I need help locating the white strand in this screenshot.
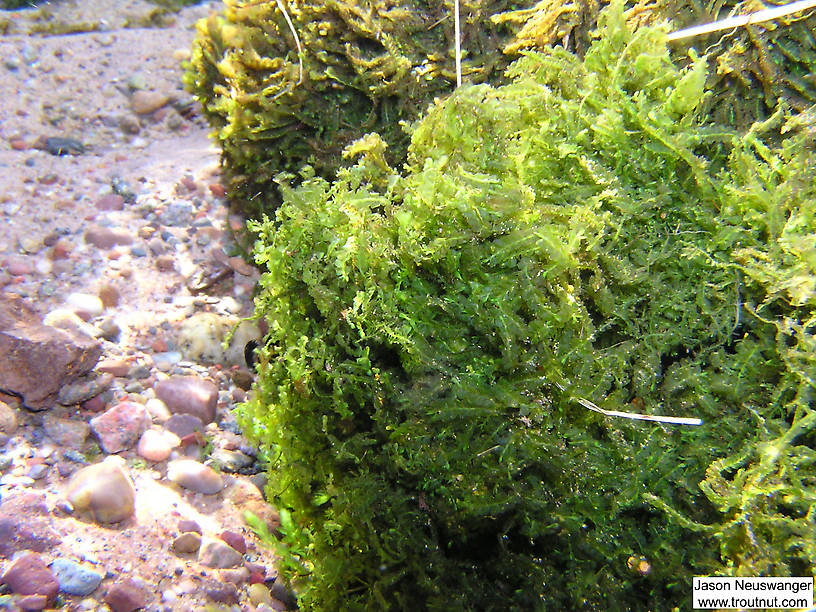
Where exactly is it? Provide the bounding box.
[276,0,303,86]
[575,397,703,426]
[667,0,816,41]
[454,0,462,87]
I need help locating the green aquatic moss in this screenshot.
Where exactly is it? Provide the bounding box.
[239,3,816,609]
[496,0,816,128]
[184,0,531,219]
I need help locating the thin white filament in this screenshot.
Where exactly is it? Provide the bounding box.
[667,0,816,41]
[576,397,703,426]
[454,0,462,87]
[276,0,304,86]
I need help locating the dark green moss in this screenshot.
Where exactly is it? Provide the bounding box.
[239,4,816,609]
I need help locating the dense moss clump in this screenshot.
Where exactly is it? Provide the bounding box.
[239,3,816,609]
[184,0,528,219]
[497,0,816,127]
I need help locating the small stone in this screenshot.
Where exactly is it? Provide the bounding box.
[208,183,226,198]
[167,459,223,495]
[131,91,169,115]
[98,284,120,308]
[248,583,272,607]
[43,415,90,447]
[198,537,243,569]
[136,428,180,462]
[163,413,204,438]
[0,401,17,434]
[219,530,246,554]
[15,594,49,611]
[27,463,49,479]
[105,578,147,612]
[41,136,85,156]
[203,580,239,605]
[90,401,151,453]
[96,194,125,211]
[96,359,130,377]
[43,309,98,340]
[211,449,253,473]
[58,372,113,405]
[64,456,135,524]
[0,493,62,557]
[155,255,175,271]
[50,558,103,596]
[1,553,59,605]
[171,531,201,554]
[84,226,133,249]
[119,114,140,135]
[65,292,105,320]
[144,397,171,422]
[218,567,249,585]
[154,376,218,423]
[178,518,201,534]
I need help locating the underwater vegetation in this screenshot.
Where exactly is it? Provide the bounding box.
[184,0,526,220]
[186,0,816,221]
[237,1,816,609]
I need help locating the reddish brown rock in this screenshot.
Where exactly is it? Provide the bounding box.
[84,225,133,249]
[96,359,130,377]
[1,553,59,605]
[96,194,125,211]
[203,579,239,604]
[219,530,246,555]
[90,401,151,453]
[154,376,218,423]
[98,284,120,308]
[0,492,62,557]
[15,594,49,611]
[0,296,102,409]
[208,182,226,198]
[105,578,147,612]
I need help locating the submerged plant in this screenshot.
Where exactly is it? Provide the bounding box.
[239,2,816,608]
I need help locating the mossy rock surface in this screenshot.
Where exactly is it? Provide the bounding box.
[239,4,816,609]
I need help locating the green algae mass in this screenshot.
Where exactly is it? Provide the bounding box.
[239,4,816,609]
[184,0,524,219]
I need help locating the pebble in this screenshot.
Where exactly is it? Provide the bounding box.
[0,401,17,434]
[198,537,243,569]
[153,351,182,372]
[154,375,218,423]
[50,558,103,596]
[62,449,88,464]
[163,413,204,439]
[58,372,113,405]
[219,566,250,584]
[27,464,49,480]
[96,193,125,211]
[159,200,193,226]
[136,428,180,462]
[90,401,152,453]
[211,448,253,473]
[131,90,169,115]
[98,284,120,308]
[42,309,99,339]
[84,225,133,249]
[167,459,223,494]
[0,553,59,605]
[65,292,105,320]
[248,583,272,607]
[171,531,201,554]
[144,397,171,422]
[218,530,246,554]
[178,518,201,534]
[42,136,85,156]
[96,359,131,377]
[43,415,91,447]
[203,580,239,604]
[105,578,147,612]
[64,456,135,524]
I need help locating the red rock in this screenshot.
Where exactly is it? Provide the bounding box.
[105,578,147,612]
[10,138,27,151]
[16,594,49,611]
[0,296,102,409]
[96,359,130,377]
[154,376,218,423]
[6,256,33,276]
[81,394,108,413]
[50,239,73,260]
[178,518,202,534]
[0,492,62,557]
[151,337,168,352]
[1,553,58,605]
[208,182,226,198]
[249,571,265,585]
[219,530,246,554]
[227,256,254,276]
[84,225,133,249]
[89,401,152,453]
[180,175,197,192]
[96,194,125,211]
